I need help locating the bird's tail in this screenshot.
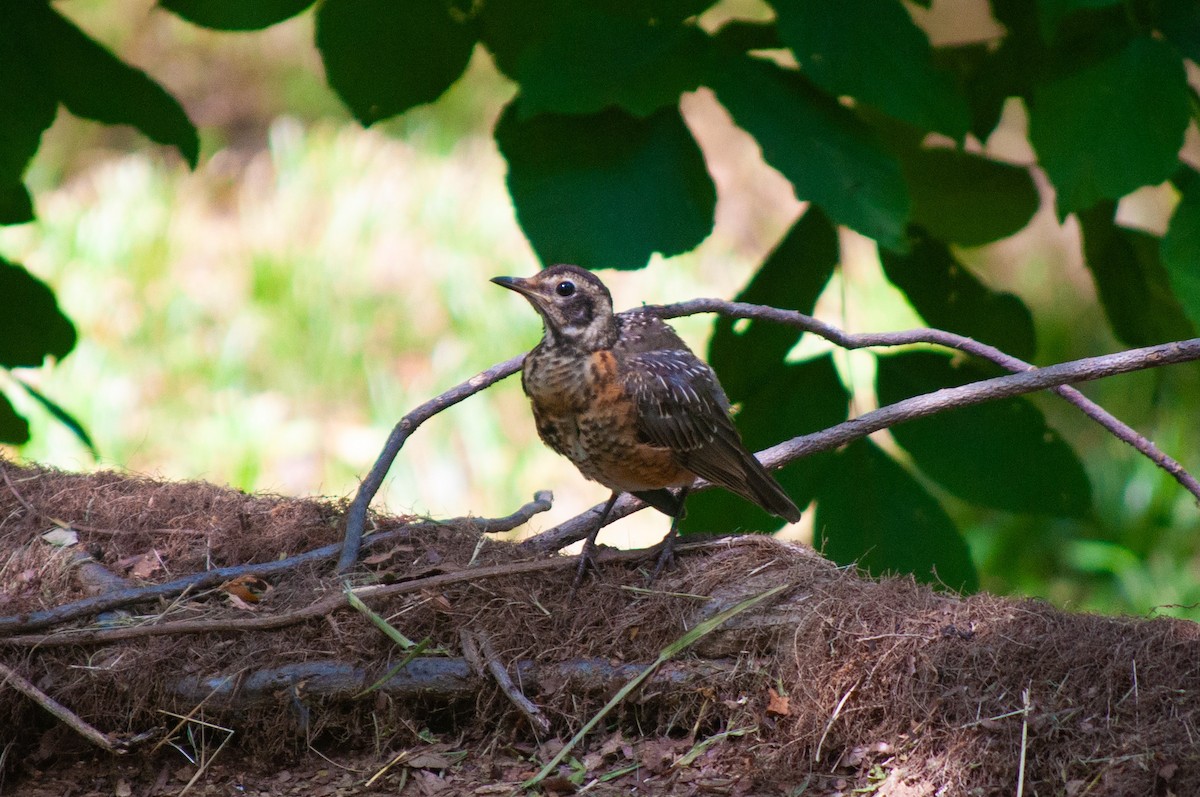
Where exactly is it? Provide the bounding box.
[741,456,802,523]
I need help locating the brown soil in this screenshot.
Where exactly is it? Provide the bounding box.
[1,460,1198,796]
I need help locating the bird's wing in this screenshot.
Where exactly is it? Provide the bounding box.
[620,348,802,523]
[620,350,754,481]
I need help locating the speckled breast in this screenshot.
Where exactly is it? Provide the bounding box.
[522,346,693,492]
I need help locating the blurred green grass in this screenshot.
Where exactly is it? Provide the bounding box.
[2,2,1199,620]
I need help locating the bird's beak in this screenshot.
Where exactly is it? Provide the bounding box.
[491,275,537,299]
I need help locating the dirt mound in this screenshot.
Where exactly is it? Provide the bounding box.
[1,459,1198,795]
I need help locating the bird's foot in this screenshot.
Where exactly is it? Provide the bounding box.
[568,536,599,600]
[648,527,678,582]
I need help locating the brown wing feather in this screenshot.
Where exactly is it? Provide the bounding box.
[620,349,802,523]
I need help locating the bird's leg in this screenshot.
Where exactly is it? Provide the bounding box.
[650,487,690,581]
[570,491,621,596]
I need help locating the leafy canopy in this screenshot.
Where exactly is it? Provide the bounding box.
[1,0,1197,591]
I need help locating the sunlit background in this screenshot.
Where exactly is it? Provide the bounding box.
[3,0,1199,619]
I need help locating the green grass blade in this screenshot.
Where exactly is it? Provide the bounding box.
[344,583,416,649]
[525,583,787,788]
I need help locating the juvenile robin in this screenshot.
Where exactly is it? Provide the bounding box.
[492,264,801,584]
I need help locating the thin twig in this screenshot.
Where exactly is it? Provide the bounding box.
[523,337,1200,552]
[464,629,551,735]
[0,661,121,752]
[0,464,37,517]
[336,354,524,573]
[0,492,554,636]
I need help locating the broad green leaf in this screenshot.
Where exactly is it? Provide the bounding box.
[159,0,315,30]
[0,183,35,226]
[0,16,57,187]
[708,53,909,249]
[13,377,98,459]
[1037,0,1122,41]
[1162,172,1200,329]
[589,0,716,20]
[960,0,1044,139]
[682,355,848,535]
[1079,203,1194,346]
[816,439,977,592]
[712,20,782,52]
[506,6,708,118]
[0,258,76,368]
[708,207,839,399]
[496,104,715,269]
[317,0,477,125]
[0,392,30,446]
[770,0,969,139]
[1029,37,1189,218]
[898,149,1039,247]
[9,2,198,168]
[876,352,1092,518]
[880,228,1037,360]
[1156,0,1200,61]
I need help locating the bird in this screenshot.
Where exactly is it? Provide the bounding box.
[492,264,802,585]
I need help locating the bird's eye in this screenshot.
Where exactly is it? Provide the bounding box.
[556,281,576,297]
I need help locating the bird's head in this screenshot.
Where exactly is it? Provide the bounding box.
[491,264,617,350]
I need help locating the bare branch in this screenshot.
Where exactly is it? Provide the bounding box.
[339,297,1200,564]
[336,354,524,573]
[0,543,672,647]
[523,338,1200,552]
[0,661,122,752]
[0,492,553,636]
[463,630,551,735]
[649,299,1200,502]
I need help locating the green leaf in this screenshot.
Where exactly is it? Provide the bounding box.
[876,351,1092,518]
[708,53,909,249]
[0,257,76,368]
[317,0,478,125]
[1079,202,1194,346]
[13,376,98,459]
[496,104,715,269]
[816,439,977,592]
[1029,37,1190,218]
[0,14,57,186]
[682,355,848,535]
[0,183,35,226]
[880,228,1037,360]
[1156,0,1200,61]
[1162,172,1200,329]
[159,0,315,31]
[898,148,1039,247]
[957,0,1045,140]
[8,2,198,168]
[502,5,708,118]
[0,391,31,446]
[708,208,839,398]
[1037,0,1122,41]
[770,0,969,138]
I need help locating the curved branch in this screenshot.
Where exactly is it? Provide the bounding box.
[338,298,1200,565]
[336,354,524,573]
[649,299,1200,502]
[522,338,1200,553]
